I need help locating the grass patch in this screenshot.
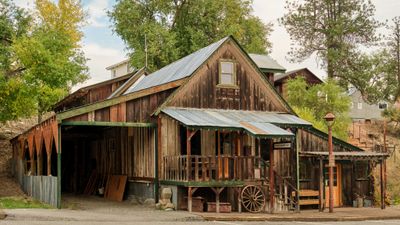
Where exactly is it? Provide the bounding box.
[0,196,52,209]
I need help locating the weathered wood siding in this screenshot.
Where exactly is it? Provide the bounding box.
[126,89,174,123]
[167,40,289,112]
[159,115,181,179]
[64,89,175,123]
[299,129,353,152]
[22,176,58,207]
[90,127,155,179]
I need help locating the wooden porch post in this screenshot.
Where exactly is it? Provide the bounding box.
[217,130,221,180]
[269,140,274,213]
[188,186,192,212]
[319,157,324,212]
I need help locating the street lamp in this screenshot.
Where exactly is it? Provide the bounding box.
[324,112,335,213]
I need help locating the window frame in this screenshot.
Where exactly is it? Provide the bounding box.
[217,59,238,88]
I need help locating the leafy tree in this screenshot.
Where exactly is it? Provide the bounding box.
[0,0,88,123]
[108,0,272,70]
[286,77,351,140]
[280,0,381,82]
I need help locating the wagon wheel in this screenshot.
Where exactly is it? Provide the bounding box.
[240,185,266,213]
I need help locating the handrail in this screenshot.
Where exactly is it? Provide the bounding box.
[163,155,263,182]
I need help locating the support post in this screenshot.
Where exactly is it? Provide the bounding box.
[269,140,274,213]
[319,157,324,212]
[296,131,301,212]
[188,186,192,212]
[217,130,221,180]
[328,124,334,213]
[237,187,242,213]
[57,124,62,209]
[186,129,197,181]
[47,152,51,176]
[154,125,159,203]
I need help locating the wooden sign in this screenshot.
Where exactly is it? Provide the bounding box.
[273,142,292,149]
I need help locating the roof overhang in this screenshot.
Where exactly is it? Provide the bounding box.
[161,107,312,138]
[300,151,389,161]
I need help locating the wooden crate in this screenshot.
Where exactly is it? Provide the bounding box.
[184,197,205,212]
[207,202,231,213]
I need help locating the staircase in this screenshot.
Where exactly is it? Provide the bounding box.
[259,159,299,212]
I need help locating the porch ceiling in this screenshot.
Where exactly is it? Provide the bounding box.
[161,107,311,137]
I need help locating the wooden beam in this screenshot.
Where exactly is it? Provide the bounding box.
[57,78,186,122]
[319,158,324,212]
[61,121,156,127]
[380,160,385,209]
[269,140,274,213]
[57,125,62,209]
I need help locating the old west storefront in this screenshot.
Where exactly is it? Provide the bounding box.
[11,36,388,212]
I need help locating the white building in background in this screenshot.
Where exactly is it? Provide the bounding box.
[106,59,135,78]
[348,87,388,121]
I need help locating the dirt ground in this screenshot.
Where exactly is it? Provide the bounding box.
[0,176,25,198]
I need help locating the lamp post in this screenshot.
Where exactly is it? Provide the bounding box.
[324,112,335,213]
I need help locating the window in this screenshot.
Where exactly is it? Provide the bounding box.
[350,102,354,109]
[357,102,362,109]
[379,103,387,109]
[219,60,236,86]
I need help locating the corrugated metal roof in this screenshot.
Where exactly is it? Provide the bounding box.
[248,53,286,72]
[300,151,389,159]
[124,37,229,95]
[240,121,293,137]
[161,107,311,136]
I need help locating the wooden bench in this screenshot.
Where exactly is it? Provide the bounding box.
[293,189,320,206]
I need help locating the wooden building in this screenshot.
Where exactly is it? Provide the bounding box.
[274,68,323,99]
[11,36,388,212]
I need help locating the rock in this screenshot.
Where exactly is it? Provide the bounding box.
[165,202,175,210]
[143,198,155,207]
[161,188,172,200]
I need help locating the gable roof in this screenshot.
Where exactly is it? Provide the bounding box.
[248,53,286,73]
[53,72,135,111]
[124,37,229,94]
[274,68,323,83]
[57,36,294,121]
[108,67,148,99]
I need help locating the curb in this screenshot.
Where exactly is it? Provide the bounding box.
[201,215,400,222]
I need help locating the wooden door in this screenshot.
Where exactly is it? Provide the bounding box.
[324,164,342,207]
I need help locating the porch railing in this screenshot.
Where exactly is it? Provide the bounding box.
[163,155,268,182]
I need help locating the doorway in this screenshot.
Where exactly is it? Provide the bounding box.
[324,164,342,207]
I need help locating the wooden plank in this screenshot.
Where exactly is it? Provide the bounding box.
[104,175,127,202]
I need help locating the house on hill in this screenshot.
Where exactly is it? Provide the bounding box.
[348,87,388,121]
[274,68,323,98]
[10,36,388,213]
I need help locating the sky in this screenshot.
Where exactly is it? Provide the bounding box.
[14,0,400,90]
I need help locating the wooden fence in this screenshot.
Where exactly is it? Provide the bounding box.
[22,176,58,208]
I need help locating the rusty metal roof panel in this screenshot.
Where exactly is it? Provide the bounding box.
[240,122,293,137]
[124,37,229,95]
[161,107,311,136]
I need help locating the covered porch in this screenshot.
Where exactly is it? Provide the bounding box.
[158,107,312,213]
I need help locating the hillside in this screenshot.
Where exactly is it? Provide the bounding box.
[348,121,400,204]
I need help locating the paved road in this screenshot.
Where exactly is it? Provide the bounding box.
[2,210,400,225]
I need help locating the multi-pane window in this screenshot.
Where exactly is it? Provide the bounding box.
[219,61,236,86]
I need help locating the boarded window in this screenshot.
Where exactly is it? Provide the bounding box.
[219,61,236,86]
